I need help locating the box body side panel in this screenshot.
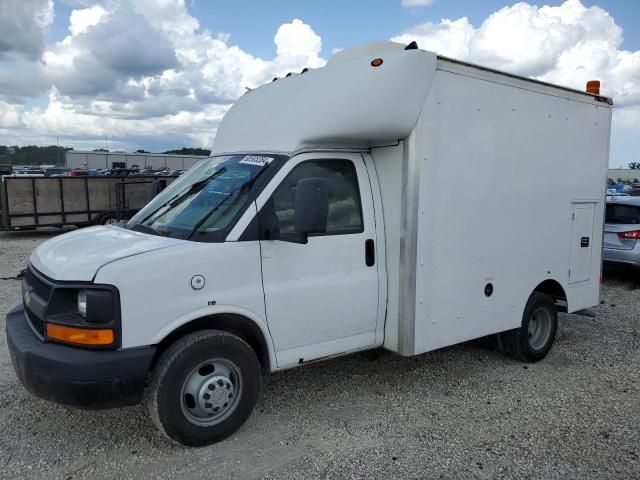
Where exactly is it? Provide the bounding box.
[409,69,610,355]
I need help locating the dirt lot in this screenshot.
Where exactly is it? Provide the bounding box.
[0,230,638,479]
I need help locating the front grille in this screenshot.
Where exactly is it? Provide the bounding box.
[24,266,53,301]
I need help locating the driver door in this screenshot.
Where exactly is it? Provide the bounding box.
[256,153,380,368]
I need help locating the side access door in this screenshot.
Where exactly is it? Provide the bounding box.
[257,153,380,368]
[569,202,596,283]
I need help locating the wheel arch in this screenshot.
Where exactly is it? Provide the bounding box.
[532,279,568,312]
[152,313,274,373]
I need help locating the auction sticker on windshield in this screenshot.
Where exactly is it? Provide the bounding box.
[239,155,274,166]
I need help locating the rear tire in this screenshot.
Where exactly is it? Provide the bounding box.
[500,293,557,362]
[96,212,120,225]
[145,330,261,446]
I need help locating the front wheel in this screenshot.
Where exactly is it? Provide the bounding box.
[500,292,558,363]
[145,330,261,446]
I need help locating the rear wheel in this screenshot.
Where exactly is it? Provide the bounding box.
[500,292,558,362]
[96,212,120,225]
[145,330,261,446]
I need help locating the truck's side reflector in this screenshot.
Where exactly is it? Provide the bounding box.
[617,230,640,239]
[586,80,600,95]
[46,324,115,346]
[371,58,383,67]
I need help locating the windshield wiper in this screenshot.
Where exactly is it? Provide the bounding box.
[129,223,168,237]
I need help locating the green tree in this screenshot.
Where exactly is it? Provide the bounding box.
[0,145,72,166]
[162,147,210,156]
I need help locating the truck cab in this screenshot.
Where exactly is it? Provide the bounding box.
[7,149,386,446]
[6,41,611,446]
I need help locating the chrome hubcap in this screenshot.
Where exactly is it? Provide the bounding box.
[528,307,552,350]
[180,359,242,426]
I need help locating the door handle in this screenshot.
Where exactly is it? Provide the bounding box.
[365,239,375,267]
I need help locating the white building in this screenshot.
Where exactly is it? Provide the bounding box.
[65,150,207,170]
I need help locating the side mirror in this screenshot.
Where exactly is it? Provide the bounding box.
[294,177,329,235]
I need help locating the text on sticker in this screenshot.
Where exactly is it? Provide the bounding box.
[239,155,274,166]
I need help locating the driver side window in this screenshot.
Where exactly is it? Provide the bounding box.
[270,160,364,235]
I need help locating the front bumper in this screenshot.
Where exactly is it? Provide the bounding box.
[6,304,155,409]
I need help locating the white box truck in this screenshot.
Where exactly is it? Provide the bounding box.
[6,41,612,446]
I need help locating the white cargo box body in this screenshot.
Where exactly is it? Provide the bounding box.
[212,42,612,357]
[375,58,611,355]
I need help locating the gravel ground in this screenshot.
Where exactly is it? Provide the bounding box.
[0,230,639,480]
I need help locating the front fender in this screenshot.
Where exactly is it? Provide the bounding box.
[151,304,277,371]
[94,240,268,355]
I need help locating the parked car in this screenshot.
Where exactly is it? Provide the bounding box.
[607,192,629,199]
[11,167,45,177]
[106,168,137,176]
[70,168,89,177]
[45,167,71,177]
[603,197,640,271]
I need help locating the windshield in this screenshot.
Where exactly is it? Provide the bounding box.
[126,154,285,240]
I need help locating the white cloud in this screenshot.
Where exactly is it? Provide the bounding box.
[0,0,54,60]
[0,1,326,150]
[69,5,107,35]
[401,0,435,7]
[393,17,474,60]
[392,0,640,106]
[274,18,322,58]
[35,0,55,28]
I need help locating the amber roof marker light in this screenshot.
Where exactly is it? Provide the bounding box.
[371,58,383,67]
[586,80,601,95]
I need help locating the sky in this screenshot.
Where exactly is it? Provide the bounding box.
[0,0,638,167]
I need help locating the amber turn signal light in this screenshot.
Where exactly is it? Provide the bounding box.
[46,323,115,346]
[371,58,383,67]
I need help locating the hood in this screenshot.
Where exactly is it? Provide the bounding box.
[30,226,187,281]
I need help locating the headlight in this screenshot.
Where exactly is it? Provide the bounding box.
[75,289,114,323]
[77,290,87,317]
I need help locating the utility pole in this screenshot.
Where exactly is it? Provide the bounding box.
[56,136,60,166]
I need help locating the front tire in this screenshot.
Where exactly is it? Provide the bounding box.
[145,330,261,446]
[500,293,558,363]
